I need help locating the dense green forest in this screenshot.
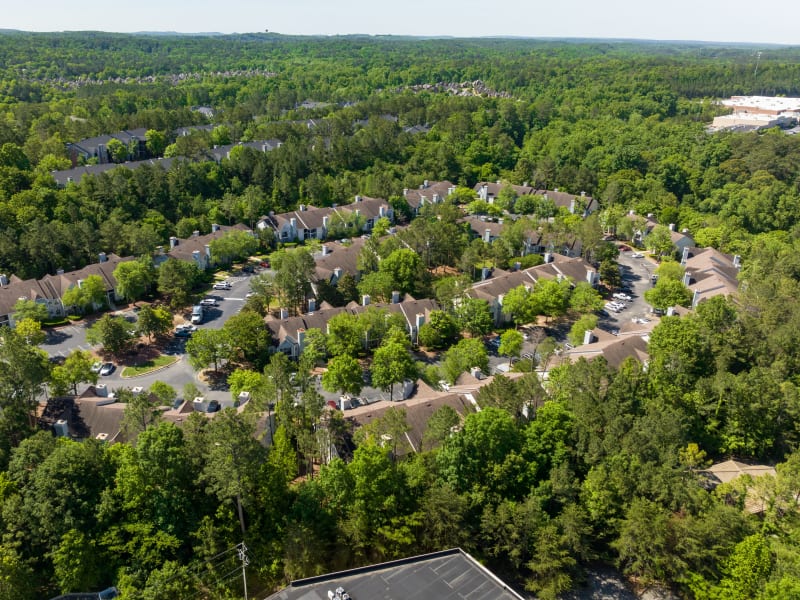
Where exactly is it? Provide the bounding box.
[3,32,800,599]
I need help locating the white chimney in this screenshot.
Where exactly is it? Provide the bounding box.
[514,262,522,271]
[403,188,409,196]
[212,223,220,232]
[237,391,251,406]
[333,267,342,280]
[0,274,7,287]
[692,289,701,308]
[391,290,400,304]
[308,298,316,312]
[192,397,208,412]
[57,268,65,275]
[379,205,386,217]
[204,244,211,258]
[481,267,490,280]
[415,313,425,330]
[669,223,675,231]
[299,204,306,211]
[470,366,484,380]
[484,229,492,243]
[290,217,297,231]
[583,330,595,345]
[733,255,741,269]
[681,247,690,264]
[544,252,552,263]
[95,384,108,397]
[297,328,306,352]
[98,252,107,263]
[279,308,289,319]
[192,230,200,237]
[169,236,178,248]
[683,272,692,286]
[423,180,429,188]
[322,245,329,256]
[54,419,69,437]
[354,195,361,202]
[667,307,676,316]
[362,294,370,306]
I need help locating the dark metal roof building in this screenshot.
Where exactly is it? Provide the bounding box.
[265,548,525,600]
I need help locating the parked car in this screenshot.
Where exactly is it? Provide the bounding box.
[90,361,103,373]
[199,298,218,307]
[99,362,115,376]
[259,260,270,268]
[175,324,197,337]
[613,293,632,301]
[212,281,232,290]
[631,252,644,258]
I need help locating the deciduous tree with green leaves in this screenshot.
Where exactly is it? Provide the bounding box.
[185,328,232,372]
[455,297,494,336]
[645,277,692,311]
[498,329,524,364]
[136,305,173,341]
[156,258,200,309]
[86,314,135,355]
[113,257,155,305]
[50,350,98,396]
[442,338,489,384]
[322,354,363,398]
[12,299,47,324]
[371,331,417,402]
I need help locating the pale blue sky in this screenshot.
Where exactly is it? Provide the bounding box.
[6,0,799,45]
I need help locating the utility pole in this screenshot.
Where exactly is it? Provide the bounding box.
[238,542,250,600]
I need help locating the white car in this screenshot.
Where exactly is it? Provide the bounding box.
[90,361,103,373]
[199,298,218,306]
[631,252,644,258]
[212,281,232,290]
[613,293,632,301]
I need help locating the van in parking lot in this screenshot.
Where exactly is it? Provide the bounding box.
[191,305,204,324]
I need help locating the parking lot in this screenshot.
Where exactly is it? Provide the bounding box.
[599,249,658,332]
[39,271,260,408]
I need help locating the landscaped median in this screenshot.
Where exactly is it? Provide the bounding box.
[120,354,180,378]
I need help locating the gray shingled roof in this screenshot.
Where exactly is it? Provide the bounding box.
[265,548,525,600]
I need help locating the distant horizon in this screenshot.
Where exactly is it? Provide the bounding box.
[5,0,799,46]
[0,28,795,49]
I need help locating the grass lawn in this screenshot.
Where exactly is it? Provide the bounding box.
[121,354,179,378]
